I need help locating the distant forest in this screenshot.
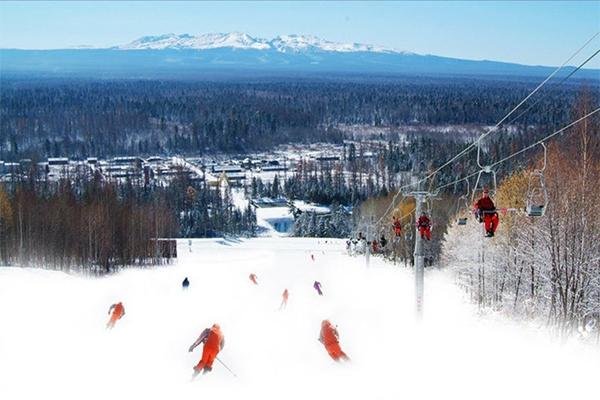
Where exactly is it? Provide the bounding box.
[1,76,593,161]
[0,167,256,272]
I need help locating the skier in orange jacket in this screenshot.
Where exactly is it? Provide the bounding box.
[319,320,349,362]
[106,302,125,329]
[279,289,289,310]
[249,273,258,285]
[189,323,225,376]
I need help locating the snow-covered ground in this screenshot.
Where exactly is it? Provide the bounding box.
[1,237,599,400]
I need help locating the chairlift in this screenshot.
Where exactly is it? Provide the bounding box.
[472,138,498,204]
[472,138,501,237]
[473,140,498,202]
[405,214,415,241]
[525,143,548,217]
[455,178,470,226]
[392,215,403,237]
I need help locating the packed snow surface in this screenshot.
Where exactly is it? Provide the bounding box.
[1,238,598,400]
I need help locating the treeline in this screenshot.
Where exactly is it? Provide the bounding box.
[0,167,257,273]
[249,158,387,206]
[172,174,257,238]
[292,206,353,238]
[0,172,178,273]
[1,77,588,160]
[443,93,600,337]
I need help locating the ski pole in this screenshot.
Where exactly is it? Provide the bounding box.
[216,357,237,378]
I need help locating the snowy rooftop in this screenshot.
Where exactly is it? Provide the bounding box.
[255,206,293,221]
[292,200,331,214]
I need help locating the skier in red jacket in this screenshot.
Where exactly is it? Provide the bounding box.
[474,187,499,237]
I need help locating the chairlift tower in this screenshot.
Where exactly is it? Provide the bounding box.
[409,190,435,320]
[365,216,373,268]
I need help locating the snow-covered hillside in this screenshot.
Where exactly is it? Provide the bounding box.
[1,238,599,400]
[116,32,396,53]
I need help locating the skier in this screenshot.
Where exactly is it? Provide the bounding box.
[417,212,432,241]
[106,302,125,329]
[311,254,315,262]
[249,273,258,285]
[189,323,225,377]
[280,289,289,310]
[473,187,499,237]
[182,277,190,289]
[319,320,349,362]
[392,216,403,237]
[313,280,323,296]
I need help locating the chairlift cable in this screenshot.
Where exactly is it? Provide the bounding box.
[504,46,600,127]
[372,32,599,229]
[432,107,600,193]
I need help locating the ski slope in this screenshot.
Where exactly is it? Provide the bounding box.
[1,237,598,400]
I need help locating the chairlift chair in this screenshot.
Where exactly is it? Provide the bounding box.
[455,178,470,225]
[473,140,500,236]
[473,141,498,201]
[525,143,549,217]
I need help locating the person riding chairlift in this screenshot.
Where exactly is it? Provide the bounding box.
[371,239,379,253]
[474,187,499,237]
[392,217,403,237]
[417,212,432,241]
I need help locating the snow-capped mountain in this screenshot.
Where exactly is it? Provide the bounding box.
[3,33,596,79]
[118,32,271,51]
[116,32,396,53]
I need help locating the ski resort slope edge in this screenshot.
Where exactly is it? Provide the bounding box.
[0,237,598,400]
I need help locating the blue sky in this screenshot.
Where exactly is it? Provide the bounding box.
[1,1,599,67]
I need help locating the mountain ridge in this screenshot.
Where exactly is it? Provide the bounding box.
[2,32,598,80]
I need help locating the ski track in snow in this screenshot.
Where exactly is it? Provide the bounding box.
[1,237,598,400]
